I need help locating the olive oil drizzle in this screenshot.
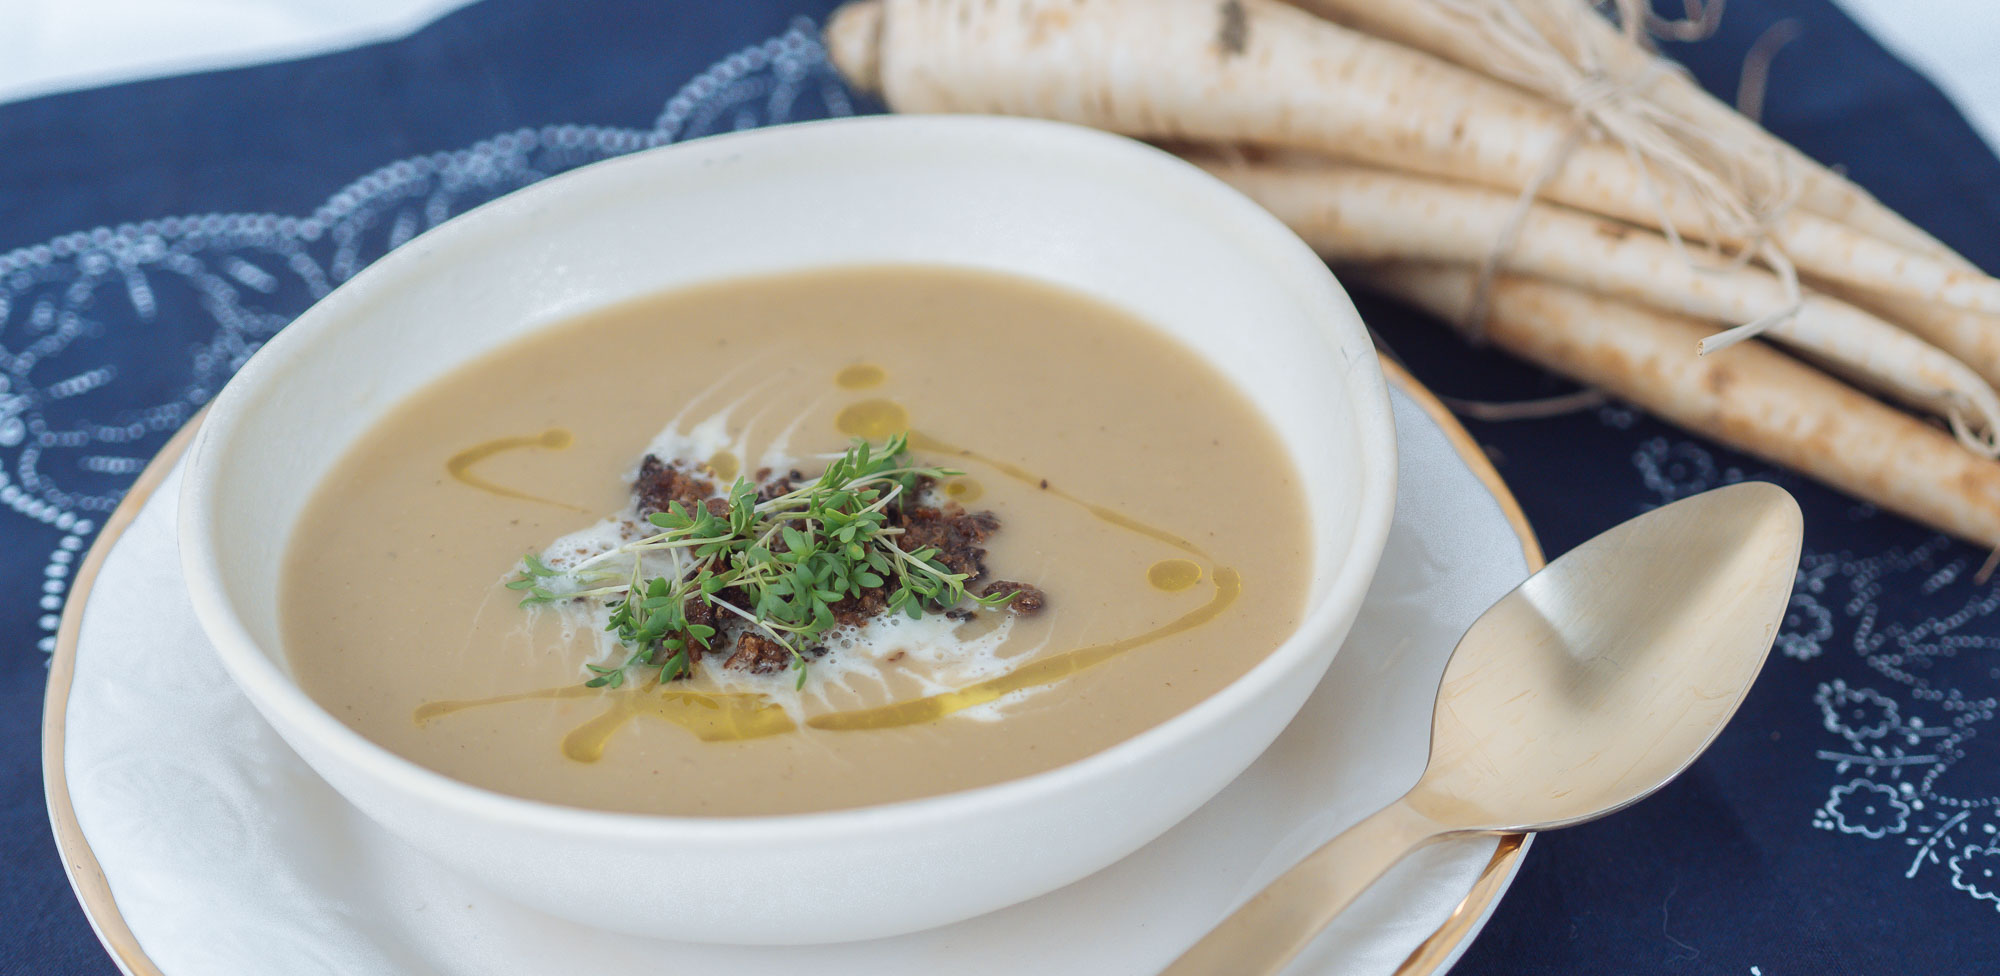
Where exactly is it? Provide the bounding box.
[444,428,589,512]
[809,568,1239,732]
[420,393,1241,755]
[416,684,795,754]
[562,691,795,757]
[835,398,1209,559]
[415,569,1235,752]
[413,682,600,722]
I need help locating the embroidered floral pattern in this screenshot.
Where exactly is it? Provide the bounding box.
[1819,682,1901,740]
[1779,592,1834,661]
[1951,846,2000,908]
[1823,779,1912,838]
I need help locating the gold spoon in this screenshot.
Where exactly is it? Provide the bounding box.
[1164,481,1802,975]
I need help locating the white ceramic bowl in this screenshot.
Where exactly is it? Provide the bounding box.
[178,115,1397,945]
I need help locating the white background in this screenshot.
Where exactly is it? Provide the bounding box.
[0,0,477,104]
[0,0,1993,152]
[1833,0,2000,149]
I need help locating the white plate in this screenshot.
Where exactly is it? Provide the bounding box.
[50,368,1533,976]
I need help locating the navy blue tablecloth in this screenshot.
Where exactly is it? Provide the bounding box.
[8,1,1999,972]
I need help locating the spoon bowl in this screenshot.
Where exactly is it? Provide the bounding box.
[1416,480,1801,831]
[1165,481,1803,974]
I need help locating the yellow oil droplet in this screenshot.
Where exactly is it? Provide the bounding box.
[835,363,887,389]
[942,478,983,503]
[708,450,740,482]
[537,428,572,449]
[835,398,910,440]
[1149,559,1204,592]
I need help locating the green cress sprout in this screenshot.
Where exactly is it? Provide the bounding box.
[507,434,1016,690]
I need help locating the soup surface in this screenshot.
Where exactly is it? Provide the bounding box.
[281,266,1312,815]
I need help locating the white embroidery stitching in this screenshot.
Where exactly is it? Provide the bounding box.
[2,17,850,655]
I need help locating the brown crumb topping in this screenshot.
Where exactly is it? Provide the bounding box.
[634,455,714,516]
[755,468,806,503]
[980,580,1046,615]
[632,455,1045,675]
[891,503,1000,583]
[724,632,793,674]
[681,596,719,664]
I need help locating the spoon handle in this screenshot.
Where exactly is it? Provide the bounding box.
[1160,795,1446,976]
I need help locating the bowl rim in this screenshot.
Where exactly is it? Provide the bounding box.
[177,113,1398,840]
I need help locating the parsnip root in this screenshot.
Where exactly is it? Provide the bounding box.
[826,0,2000,313]
[1361,265,2000,548]
[1282,0,1962,262]
[1814,286,2000,392]
[1197,158,2000,450]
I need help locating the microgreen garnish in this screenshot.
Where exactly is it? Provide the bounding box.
[510,433,1016,690]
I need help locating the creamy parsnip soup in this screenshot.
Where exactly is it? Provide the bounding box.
[280,266,1311,815]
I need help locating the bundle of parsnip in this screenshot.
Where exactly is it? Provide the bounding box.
[824,0,2000,550]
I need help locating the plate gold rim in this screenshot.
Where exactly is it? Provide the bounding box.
[42,411,203,976]
[39,361,1540,976]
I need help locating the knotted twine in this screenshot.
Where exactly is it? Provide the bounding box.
[1426,0,1806,355]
